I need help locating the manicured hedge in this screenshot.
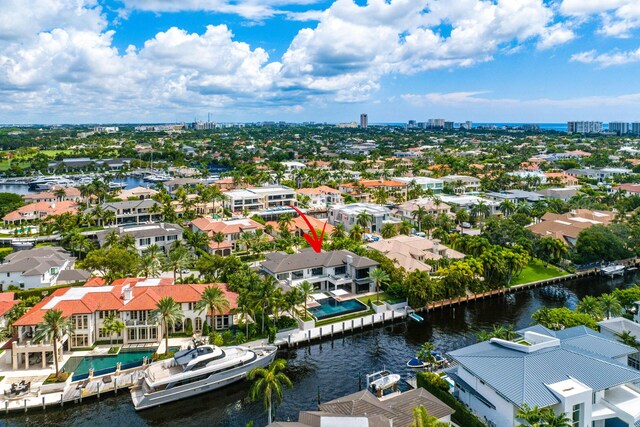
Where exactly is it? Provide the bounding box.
[416,371,485,427]
[0,247,12,261]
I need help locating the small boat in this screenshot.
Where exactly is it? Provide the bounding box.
[600,264,625,277]
[406,357,428,368]
[366,370,401,397]
[409,312,424,322]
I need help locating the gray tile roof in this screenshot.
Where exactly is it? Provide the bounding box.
[101,199,159,210]
[261,248,378,274]
[448,326,640,408]
[0,247,74,276]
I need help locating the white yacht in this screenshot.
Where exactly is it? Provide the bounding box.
[130,344,278,411]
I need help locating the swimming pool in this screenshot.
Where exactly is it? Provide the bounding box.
[64,348,160,381]
[308,297,368,320]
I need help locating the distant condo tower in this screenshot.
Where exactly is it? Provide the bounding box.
[360,113,368,129]
[567,121,603,134]
[609,122,629,135]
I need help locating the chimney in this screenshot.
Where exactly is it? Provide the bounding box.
[432,242,439,254]
[123,286,133,303]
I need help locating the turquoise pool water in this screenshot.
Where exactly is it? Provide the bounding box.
[308,297,368,320]
[64,348,156,380]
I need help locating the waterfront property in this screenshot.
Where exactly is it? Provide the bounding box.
[367,235,464,272]
[598,300,640,370]
[528,209,615,246]
[268,384,454,427]
[10,278,238,369]
[95,223,183,254]
[307,295,368,320]
[261,248,379,294]
[63,347,158,380]
[447,325,640,427]
[0,247,82,290]
[22,186,83,203]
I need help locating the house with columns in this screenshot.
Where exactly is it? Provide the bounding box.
[10,277,238,370]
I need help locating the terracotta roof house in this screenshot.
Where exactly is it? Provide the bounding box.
[367,235,464,272]
[3,200,79,225]
[265,215,334,239]
[22,187,83,204]
[527,209,615,246]
[11,278,238,369]
[339,179,408,202]
[191,217,266,255]
[0,292,19,328]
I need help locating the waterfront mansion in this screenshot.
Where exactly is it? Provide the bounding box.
[447,325,640,427]
[11,277,238,370]
[261,248,378,294]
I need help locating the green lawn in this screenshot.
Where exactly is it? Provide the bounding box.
[357,292,405,306]
[314,309,374,327]
[510,259,568,286]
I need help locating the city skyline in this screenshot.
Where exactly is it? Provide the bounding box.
[1,0,640,124]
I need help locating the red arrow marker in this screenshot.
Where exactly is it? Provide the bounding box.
[289,205,326,253]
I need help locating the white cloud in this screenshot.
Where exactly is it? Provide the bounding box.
[570,47,640,67]
[560,0,640,38]
[119,0,320,20]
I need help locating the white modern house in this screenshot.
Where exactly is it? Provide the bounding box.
[0,247,77,290]
[100,199,162,224]
[223,185,296,213]
[95,223,184,253]
[447,325,640,427]
[392,176,444,194]
[328,203,395,233]
[261,248,378,294]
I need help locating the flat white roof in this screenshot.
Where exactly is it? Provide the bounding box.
[43,286,115,309]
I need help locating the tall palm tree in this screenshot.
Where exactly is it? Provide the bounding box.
[196,286,230,334]
[103,313,125,345]
[499,199,517,218]
[164,244,192,282]
[599,293,622,319]
[212,231,226,252]
[151,297,184,354]
[53,187,67,201]
[515,403,545,426]
[298,281,314,318]
[412,206,427,232]
[247,358,293,425]
[380,222,398,239]
[185,229,209,253]
[32,309,74,376]
[368,267,390,304]
[356,210,373,232]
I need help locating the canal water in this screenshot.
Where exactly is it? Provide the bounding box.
[0,178,150,196]
[2,272,638,427]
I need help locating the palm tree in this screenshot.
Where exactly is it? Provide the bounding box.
[331,223,346,240]
[102,210,116,226]
[410,405,449,427]
[576,295,603,320]
[368,267,390,304]
[516,403,545,426]
[151,297,184,354]
[542,412,572,427]
[32,309,74,376]
[599,293,622,319]
[247,358,293,425]
[212,231,226,252]
[185,229,209,253]
[499,199,516,218]
[455,209,470,234]
[398,220,412,235]
[416,342,436,365]
[196,286,230,334]
[356,210,373,232]
[53,187,67,201]
[615,330,639,348]
[349,224,364,241]
[422,214,436,238]
[412,206,427,232]
[298,281,314,318]
[164,244,192,282]
[380,222,398,239]
[103,313,125,345]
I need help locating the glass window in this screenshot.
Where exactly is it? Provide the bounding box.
[572,404,580,427]
[334,266,346,275]
[311,267,323,276]
[291,270,303,279]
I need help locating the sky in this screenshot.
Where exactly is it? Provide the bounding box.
[1,0,640,124]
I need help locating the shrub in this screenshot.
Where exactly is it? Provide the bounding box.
[0,248,12,262]
[108,346,120,354]
[211,331,224,346]
[234,331,247,344]
[151,351,175,362]
[222,330,234,345]
[268,326,277,344]
[12,282,84,300]
[185,322,193,336]
[275,316,298,330]
[416,372,484,427]
[202,321,210,337]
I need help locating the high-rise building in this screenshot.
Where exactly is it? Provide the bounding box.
[567,121,603,134]
[360,113,368,129]
[631,123,640,135]
[444,121,454,130]
[460,121,473,130]
[407,120,417,128]
[609,122,629,135]
[427,118,445,128]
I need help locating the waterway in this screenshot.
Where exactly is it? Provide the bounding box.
[0,177,150,196]
[2,272,638,427]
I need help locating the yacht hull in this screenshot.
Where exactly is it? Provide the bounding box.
[130,347,277,411]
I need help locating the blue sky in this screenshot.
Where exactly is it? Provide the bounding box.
[1,0,640,124]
